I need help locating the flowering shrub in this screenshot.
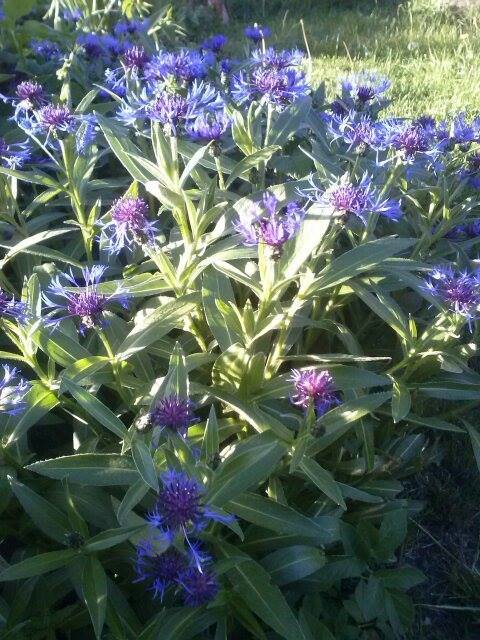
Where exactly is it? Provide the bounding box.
[0,2,480,639]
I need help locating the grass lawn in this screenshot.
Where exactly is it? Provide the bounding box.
[223,0,480,118]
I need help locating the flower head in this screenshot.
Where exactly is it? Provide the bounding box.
[202,34,228,53]
[423,265,480,327]
[62,8,82,21]
[178,565,219,607]
[36,104,76,134]
[251,47,304,69]
[43,265,130,335]
[102,196,156,254]
[30,39,62,61]
[147,470,233,545]
[378,119,437,162]
[302,173,402,224]
[185,110,230,142]
[149,395,198,438]
[0,365,29,415]
[122,45,150,72]
[0,289,28,323]
[235,193,304,254]
[145,49,210,85]
[231,67,309,107]
[134,541,187,600]
[244,24,271,43]
[15,81,45,108]
[289,368,340,417]
[323,110,382,152]
[0,137,31,168]
[340,71,391,112]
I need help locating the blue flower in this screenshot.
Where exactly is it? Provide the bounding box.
[146,470,233,556]
[33,103,76,134]
[0,137,31,168]
[30,39,63,61]
[235,193,304,254]
[244,24,271,43]
[144,49,211,85]
[101,196,157,254]
[231,67,309,107]
[15,81,46,109]
[459,152,480,188]
[251,47,304,69]
[423,265,480,328]
[113,18,149,37]
[340,71,391,112]
[377,119,438,162]
[322,110,382,152]
[122,45,150,73]
[178,565,219,607]
[0,365,29,415]
[43,265,130,335]
[75,115,98,155]
[62,8,82,21]
[302,172,402,224]
[134,541,187,600]
[289,368,341,417]
[0,289,28,323]
[102,68,128,98]
[149,395,198,439]
[202,34,228,53]
[185,110,230,142]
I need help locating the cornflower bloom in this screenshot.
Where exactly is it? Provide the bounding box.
[43,265,130,335]
[423,265,480,329]
[235,193,304,256]
[134,542,187,600]
[251,47,304,69]
[146,470,233,567]
[149,395,198,439]
[144,49,210,85]
[101,196,157,254]
[185,110,231,143]
[15,81,46,109]
[244,24,271,43]
[378,119,437,162]
[202,34,228,53]
[231,66,309,107]
[121,45,150,74]
[30,39,62,61]
[0,365,29,415]
[301,173,402,224]
[340,71,391,112]
[0,137,31,168]
[289,368,341,417]
[0,289,28,323]
[322,110,382,152]
[178,565,219,606]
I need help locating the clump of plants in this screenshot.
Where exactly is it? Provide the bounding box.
[0,2,479,638]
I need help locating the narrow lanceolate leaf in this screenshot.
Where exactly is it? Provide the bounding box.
[60,378,128,440]
[225,145,281,187]
[217,541,310,640]
[202,405,220,461]
[261,546,325,585]
[164,342,188,398]
[8,477,70,544]
[84,524,147,552]
[202,268,242,351]
[303,237,415,296]
[0,550,78,581]
[227,492,335,541]
[208,432,286,506]
[299,458,346,508]
[268,97,312,146]
[391,379,411,423]
[27,454,139,485]
[82,556,107,639]
[131,438,159,492]
[6,382,58,444]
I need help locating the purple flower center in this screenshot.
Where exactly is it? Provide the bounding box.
[356,85,376,103]
[111,197,149,229]
[122,46,150,70]
[38,104,74,129]
[150,395,196,437]
[391,124,431,158]
[289,368,340,417]
[67,291,107,327]
[328,183,367,213]
[16,81,44,104]
[155,472,201,531]
[179,567,219,606]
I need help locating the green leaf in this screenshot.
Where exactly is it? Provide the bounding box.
[0,228,75,269]
[5,382,58,444]
[84,524,147,552]
[3,0,36,23]
[34,325,92,367]
[299,458,346,508]
[202,405,220,461]
[208,432,286,506]
[261,546,325,585]
[27,454,139,486]
[60,378,129,440]
[82,556,107,639]
[117,294,198,360]
[154,608,220,640]
[8,477,70,544]
[378,510,407,560]
[217,541,309,640]
[116,479,149,524]
[464,420,480,474]
[61,356,110,384]
[202,268,242,351]
[131,438,159,492]
[228,492,336,541]
[391,379,411,423]
[164,342,188,398]
[303,237,415,296]
[0,550,78,581]
[225,145,281,188]
[269,97,312,146]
